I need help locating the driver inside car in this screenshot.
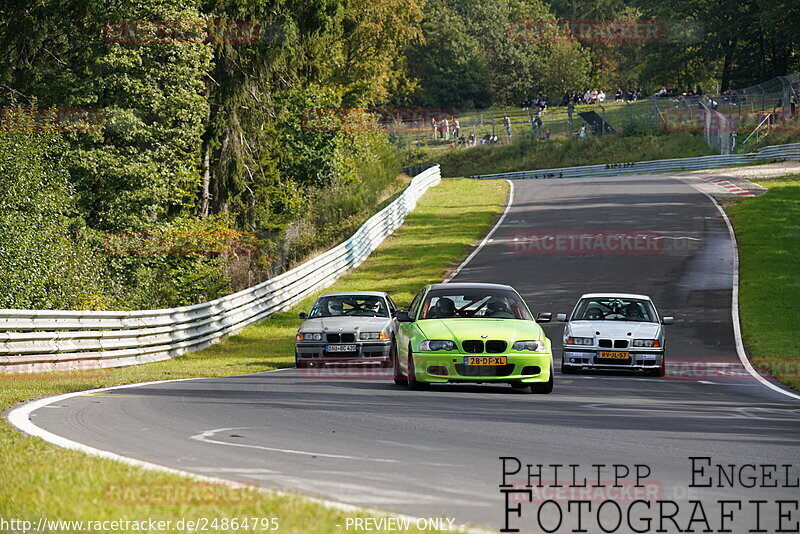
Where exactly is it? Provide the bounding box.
[327,300,344,316]
[625,304,644,319]
[428,297,456,318]
[586,307,604,320]
[486,297,513,318]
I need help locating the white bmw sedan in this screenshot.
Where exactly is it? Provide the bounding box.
[556,293,673,377]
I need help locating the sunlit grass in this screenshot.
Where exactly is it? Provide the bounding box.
[726,173,800,391]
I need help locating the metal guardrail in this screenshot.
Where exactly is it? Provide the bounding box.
[0,165,442,373]
[469,143,800,181]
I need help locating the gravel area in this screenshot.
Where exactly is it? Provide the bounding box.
[691,160,800,180]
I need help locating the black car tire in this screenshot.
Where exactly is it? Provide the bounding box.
[531,362,554,394]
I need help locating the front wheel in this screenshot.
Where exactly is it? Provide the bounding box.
[531,361,554,394]
[647,357,666,377]
[407,349,430,390]
[391,342,407,385]
[295,351,307,369]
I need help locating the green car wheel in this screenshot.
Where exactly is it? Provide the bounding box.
[407,348,430,390]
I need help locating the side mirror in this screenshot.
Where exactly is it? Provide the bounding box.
[298,312,308,319]
[536,312,552,323]
[662,316,674,325]
[556,313,568,322]
[396,310,414,323]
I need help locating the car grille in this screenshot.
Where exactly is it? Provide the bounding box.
[599,339,630,348]
[455,364,515,377]
[486,340,507,353]
[462,340,484,353]
[326,333,355,343]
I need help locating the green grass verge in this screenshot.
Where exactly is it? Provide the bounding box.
[0,178,508,533]
[431,132,711,177]
[725,173,800,391]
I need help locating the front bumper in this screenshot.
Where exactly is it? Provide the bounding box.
[412,352,552,383]
[561,348,663,370]
[296,341,392,365]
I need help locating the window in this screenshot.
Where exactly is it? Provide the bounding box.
[572,297,657,323]
[309,295,389,318]
[419,289,532,320]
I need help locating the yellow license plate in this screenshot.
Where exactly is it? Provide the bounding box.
[599,351,629,359]
[464,356,507,365]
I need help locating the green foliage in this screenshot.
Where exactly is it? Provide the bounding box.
[0,131,107,309]
[407,0,591,108]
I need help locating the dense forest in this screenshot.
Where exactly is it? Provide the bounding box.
[0,0,797,310]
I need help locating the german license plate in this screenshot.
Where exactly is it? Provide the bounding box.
[327,344,357,352]
[598,351,629,359]
[463,356,507,365]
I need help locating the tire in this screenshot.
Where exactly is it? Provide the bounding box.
[648,357,666,377]
[392,342,407,385]
[560,356,577,374]
[407,348,430,390]
[295,351,307,369]
[531,361,554,394]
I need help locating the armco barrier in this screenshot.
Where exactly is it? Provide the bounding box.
[469,143,800,181]
[0,165,442,373]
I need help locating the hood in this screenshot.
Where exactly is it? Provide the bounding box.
[417,318,545,343]
[567,320,660,339]
[300,316,391,332]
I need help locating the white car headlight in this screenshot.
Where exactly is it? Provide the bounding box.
[297,332,322,341]
[565,337,593,345]
[359,332,388,340]
[419,340,457,351]
[632,339,661,348]
[512,340,547,351]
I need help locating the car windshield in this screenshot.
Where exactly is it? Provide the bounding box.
[420,290,532,320]
[309,295,388,318]
[572,297,657,323]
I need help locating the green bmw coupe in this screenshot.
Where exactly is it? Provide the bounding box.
[394,283,553,393]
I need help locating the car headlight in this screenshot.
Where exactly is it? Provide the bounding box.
[359,332,388,340]
[632,339,661,348]
[419,340,457,351]
[565,337,594,345]
[296,332,322,341]
[512,340,547,351]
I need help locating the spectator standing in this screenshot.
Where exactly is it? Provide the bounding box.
[431,116,437,139]
[452,117,460,139]
[503,115,512,137]
[442,117,450,140]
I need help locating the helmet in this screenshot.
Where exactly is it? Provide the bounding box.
[433,297,456,318]
[328,300,344,315]
[625,305,643,318]
[586,307,603,320]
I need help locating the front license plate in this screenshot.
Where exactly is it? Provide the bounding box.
[463,356,507,365]
[598,351,629,359]
[327,344,357,353]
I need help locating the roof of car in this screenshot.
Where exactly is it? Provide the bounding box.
[318,291,388,298]
[427,283,516,291]
[580,293,652,300]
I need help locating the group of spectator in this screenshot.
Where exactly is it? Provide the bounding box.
[559,89,640,106]
[520,95,548,115]
[430,116,461,140]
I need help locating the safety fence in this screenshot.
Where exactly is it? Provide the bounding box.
[0,165,442,373]
[468,143,800,181]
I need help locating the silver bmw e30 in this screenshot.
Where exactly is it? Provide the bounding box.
[295,291,399,368]
[556,293,673,376]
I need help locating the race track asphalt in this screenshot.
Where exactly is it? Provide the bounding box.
[24,174,800,533]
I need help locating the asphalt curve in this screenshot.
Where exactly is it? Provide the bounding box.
[23,175,800,533]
